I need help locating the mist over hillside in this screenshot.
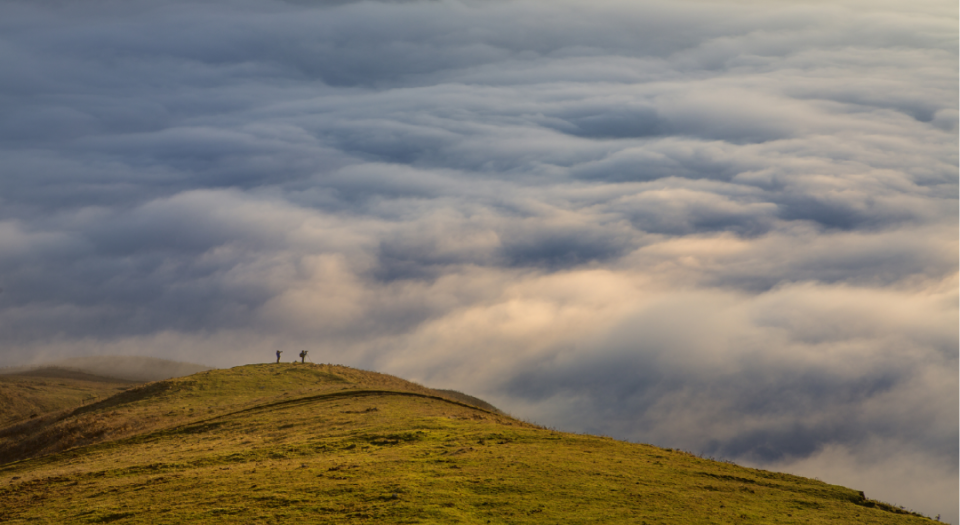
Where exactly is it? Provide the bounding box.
[1,356,212,383]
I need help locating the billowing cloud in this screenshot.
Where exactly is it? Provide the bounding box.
[0,0,956,521]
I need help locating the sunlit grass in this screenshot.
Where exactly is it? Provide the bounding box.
[0,364,933,524]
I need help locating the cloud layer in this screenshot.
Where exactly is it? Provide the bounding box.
[0,0,956,520]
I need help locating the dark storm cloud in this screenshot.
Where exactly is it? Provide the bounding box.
[0,0,955,520]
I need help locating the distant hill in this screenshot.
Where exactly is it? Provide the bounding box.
[0,356,210,433]
[40,355,213,382]
[0,356,212,383]
[0,367,136,428]
[0,364,933,524]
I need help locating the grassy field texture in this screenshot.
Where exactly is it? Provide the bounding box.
[0,364,933,524]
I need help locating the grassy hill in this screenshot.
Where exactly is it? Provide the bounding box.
[0,367,137,428]
[0,363,933,524]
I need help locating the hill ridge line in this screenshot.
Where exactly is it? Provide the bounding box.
[0,388,505,471]
[187,388,502,428]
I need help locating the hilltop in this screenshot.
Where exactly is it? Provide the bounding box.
[0,364,934,524]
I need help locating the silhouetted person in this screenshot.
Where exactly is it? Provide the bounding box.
[299,350,308,363]
[276,350,283,363]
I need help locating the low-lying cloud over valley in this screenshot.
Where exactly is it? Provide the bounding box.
[0,0,956,520]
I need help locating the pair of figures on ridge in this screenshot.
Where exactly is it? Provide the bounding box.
[276,350,308,363]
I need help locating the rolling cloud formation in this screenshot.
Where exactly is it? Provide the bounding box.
[0,0,956,520]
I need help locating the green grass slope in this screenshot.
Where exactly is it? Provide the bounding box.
[0,364,933,524]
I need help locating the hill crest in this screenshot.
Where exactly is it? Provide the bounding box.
[0,363,507,467]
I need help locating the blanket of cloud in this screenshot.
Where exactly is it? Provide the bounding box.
[0,0,956,519]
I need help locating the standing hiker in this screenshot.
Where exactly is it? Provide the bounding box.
[276,350,283,363]
[299,350,308,363]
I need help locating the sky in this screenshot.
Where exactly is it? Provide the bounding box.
[0,0,957,520]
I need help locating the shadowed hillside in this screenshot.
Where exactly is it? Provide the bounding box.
[0,364,934,524]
